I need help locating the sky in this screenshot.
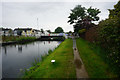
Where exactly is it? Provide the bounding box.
[1,0,119,32]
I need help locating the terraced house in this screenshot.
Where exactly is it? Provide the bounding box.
[14,28,41,37]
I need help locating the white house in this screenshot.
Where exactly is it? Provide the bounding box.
[44,30,49,36]
[14,28,33,36]
[33,29,41,38]
[1,28,12,36]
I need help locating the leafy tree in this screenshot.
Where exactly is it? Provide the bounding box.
[8,29,13,36]
[68,5,101,33]
[41,29,44,33]
[68,31,72,33]
[54,27,64,33]
[109,1,120,21]
[68,5,86,24]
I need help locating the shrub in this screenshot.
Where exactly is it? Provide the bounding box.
[98,1,120,76]
[16,36,36,42]
[78,29,86,34]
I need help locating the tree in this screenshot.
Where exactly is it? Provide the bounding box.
[109,1,120,18]
[41,29,44,33]
[46,30,51,33]
[68,5,101,33]
[8,29,13,36]
[54,27,64,33]
[68,31,72,33]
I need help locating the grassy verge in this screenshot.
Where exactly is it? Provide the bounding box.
[76,38,118,78]
[23,39,76,78]
[2,36,36,43]
[16,36,36,43]
[2,36,19,42]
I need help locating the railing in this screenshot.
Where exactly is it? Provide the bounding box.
[41,34,60,36]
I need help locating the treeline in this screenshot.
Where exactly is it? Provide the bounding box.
[83,1,120,76]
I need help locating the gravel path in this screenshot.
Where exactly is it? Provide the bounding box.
[73,38,89,78]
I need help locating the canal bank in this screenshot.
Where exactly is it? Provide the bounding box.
[2,36,65,46]
[23,39,76,78]
[2,36,36,46]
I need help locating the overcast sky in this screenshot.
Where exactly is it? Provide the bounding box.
[1,0,119,32]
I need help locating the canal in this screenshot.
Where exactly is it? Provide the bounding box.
[2,41,61,78]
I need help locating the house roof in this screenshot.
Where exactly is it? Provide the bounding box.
[1,28,12,31]
[14,28,32,31]
[33,29,40,32]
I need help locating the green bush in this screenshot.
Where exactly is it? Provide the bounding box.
[98,1,120,76]
[78,29,86,34]
[16,36,36,42]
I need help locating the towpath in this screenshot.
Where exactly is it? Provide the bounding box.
[73,38,89,78]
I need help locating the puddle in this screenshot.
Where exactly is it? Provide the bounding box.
[74,59,82,69]
[74,48,77,50]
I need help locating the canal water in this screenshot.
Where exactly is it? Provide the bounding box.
[2,41,61,78]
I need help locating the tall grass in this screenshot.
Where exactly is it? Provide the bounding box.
[31,57,41,67]
[16,36,36,42]
[23,49,54,77]
[2,36,19,42]
[2,36,36,43]
[76,38,118,78]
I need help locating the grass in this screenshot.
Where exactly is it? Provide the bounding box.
[31,49,53,67]
[76,38,118,78]
[2,36,19,42]
[2,36,36,43]
[16,36,36,42]
[23,39,76,78]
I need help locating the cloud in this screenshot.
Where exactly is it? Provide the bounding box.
[1,0,119,2]
[0,3,2,27]
[2,1,118,32]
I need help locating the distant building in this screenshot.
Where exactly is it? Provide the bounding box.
[14,28,33,36]
[44,30,49,35]
[14,28,23,36]
[33,29,41,38]
[14,28,41,37]
[0,27,42,37]
[14,30,18,36]
[1,28,13,36]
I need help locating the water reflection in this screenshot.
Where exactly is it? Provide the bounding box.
[14,45,16,48]
[32,42,34,45]
[2,41,61,78]
[44,41,45,44]
[25,44,27,48]
[48,41,50,44]
[4,47,7,55]
[57,41,62,44]
[3,46,7,55]
[18,45,22,53]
